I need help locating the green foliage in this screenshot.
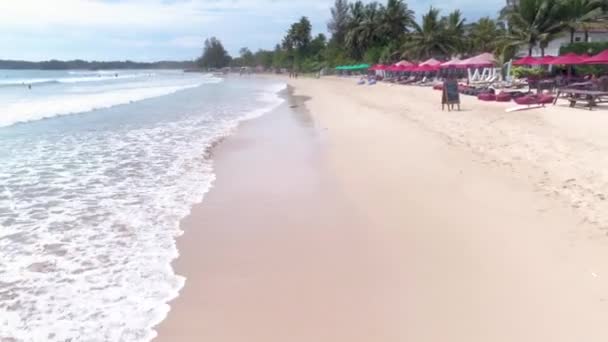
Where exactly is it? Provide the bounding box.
[559,0,605,43]
[468,17,506,53]
[197,37,231,69]
[363,46,384,64]
[309,34,328,57]
[328,0,351,45]
[498,0,602,56]
[574,64,607,75]
[283,17,312,53]
[254,50,274,69]
[402,7,457,60]
[195,0,608,75]
[511,66,546,78]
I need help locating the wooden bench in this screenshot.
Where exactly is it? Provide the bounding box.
[553,89,608,110]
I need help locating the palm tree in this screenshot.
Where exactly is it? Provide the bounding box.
[443,10,467,54]
[501,0,566,56]
[358,3,383,43]
[402,7,456,60]
[345,1,367,58]
[468,17,506,53]
[328,0,351,45]
[559,0,605,43]
[378,0,415,41]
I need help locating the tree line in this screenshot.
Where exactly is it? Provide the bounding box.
[197,0,608,72]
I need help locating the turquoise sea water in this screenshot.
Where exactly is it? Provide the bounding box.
[0,70,285,341]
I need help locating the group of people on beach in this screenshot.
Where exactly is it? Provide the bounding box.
[288,70,299,79]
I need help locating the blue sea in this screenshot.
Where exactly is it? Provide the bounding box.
[0,70,286,341]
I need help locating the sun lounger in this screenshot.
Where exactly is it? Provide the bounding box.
[505,94,554,112]
[496,92,512,102]
[478,93,496,101]
[514,94,554,106]
[398,77,416,85]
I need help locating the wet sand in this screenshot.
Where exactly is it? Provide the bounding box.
[156,79,608,341]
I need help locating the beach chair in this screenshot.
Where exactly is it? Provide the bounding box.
[496,92,512,102]
[506,94,554,112]
[478,93,496,101]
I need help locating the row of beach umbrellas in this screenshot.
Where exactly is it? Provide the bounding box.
[511,50,608,66]
[359,49,608,73]
[366,52,497,72]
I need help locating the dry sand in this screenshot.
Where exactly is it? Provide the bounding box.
[156,77,608,341]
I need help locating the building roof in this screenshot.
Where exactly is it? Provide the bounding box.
[576,22,608,33]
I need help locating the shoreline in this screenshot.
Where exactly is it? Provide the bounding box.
[156,76,608,341]
[154,84,328,340]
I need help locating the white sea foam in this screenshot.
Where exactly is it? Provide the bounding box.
[0,73,152,86]
[0,79,286,342]
[0,76,222,128]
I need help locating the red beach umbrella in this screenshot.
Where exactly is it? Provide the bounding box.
[549,53,587,65]
[414,64,439,72]
[370,64,388,71]
[513,56,538,66]
[387,64,407,72]
[583,49,608,64]
[529,55,555,65]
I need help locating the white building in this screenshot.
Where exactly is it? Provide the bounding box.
[507,0,608,57]
[523,29,608,57]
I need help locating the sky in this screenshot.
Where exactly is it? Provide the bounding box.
[0,0,505,62]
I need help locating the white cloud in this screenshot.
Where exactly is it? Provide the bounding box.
[0,0,215,32]
[0,0,504,61]
[169,35,204,48]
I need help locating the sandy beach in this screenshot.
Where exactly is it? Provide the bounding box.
[156,76,608,341]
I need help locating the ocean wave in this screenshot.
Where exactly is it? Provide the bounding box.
[0,80,286,342]
[0,79,221,128]
[0,73,152,87]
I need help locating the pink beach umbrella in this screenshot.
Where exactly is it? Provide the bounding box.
[440,58,462,68]
[386,64,397,71]
[512,56,538,66]
[414,64,439,72]
[583,49,608,64]
[387,64,407,72]
[370,64,388,71]
[456,52,496,68]
[548,53,588,65]
[419,58,442,66]
[396,60,415,67]
[528,55,555,65]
